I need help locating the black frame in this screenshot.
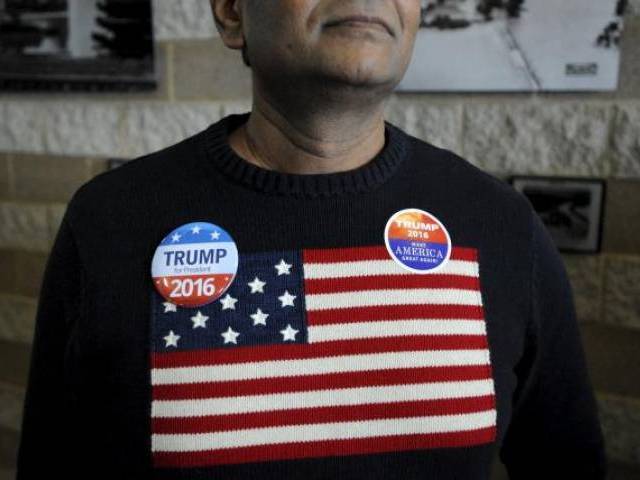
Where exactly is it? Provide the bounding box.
[507,174,606,254]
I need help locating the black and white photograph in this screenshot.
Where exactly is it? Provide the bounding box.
[509,175,606,253]
[396,0,625,91]
[1,1,638,478]
[0,0,156,92]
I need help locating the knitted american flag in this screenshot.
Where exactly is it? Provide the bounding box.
[149,244,496,468]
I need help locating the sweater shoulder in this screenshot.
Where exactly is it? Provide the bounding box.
[405,134,535,222]
[64,127,206,226]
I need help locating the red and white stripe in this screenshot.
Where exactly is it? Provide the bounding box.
[150,245,496,468]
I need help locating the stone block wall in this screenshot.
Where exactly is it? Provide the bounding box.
[0,1,639,478]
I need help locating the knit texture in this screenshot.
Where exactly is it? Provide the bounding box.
[16,111,607,480]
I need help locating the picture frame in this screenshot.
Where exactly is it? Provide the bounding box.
[508,175,606,253]
[0,0,157,92]
[396,0,624,92]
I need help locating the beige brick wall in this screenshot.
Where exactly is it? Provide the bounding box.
[0,1,639,478]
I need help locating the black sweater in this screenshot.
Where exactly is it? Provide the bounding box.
[16,111,607,479]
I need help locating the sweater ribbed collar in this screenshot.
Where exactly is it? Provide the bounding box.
[202,111,410,197]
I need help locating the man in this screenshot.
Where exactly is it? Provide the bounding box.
[16,1,607,479]
[215,0,418,177]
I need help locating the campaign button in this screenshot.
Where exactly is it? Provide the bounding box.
[384,208,452,274]
[151,221,238,307]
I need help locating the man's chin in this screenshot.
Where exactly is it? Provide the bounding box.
[319,66,396,91]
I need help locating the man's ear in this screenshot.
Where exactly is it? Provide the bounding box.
[209,0,245,51]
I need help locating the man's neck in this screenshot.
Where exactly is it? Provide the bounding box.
[227,94,388,175]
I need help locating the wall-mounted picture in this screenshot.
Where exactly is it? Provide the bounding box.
[397,0,625,92]
[0,0,156,92]
[509,175,606,253]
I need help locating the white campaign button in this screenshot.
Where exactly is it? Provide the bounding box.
[151,221,238,307]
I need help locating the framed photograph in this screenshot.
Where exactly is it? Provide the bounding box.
[0,0,157,92]
[396,0,625,92]
[508,175,606,253]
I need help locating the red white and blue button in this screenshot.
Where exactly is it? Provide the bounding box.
[151,221,238,308]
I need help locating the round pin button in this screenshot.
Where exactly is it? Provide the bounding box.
[384,208,452,274]
[151,221,239,307]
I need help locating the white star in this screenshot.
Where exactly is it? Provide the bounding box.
[210,230,221,240]
[247,276,266,293]
[221,326,240,344]
[278,290,296,307]
[163,330,180,348]
[162,301,177,313]
[191,310,209,328]
[220,293,238,310]
[280,323,299,342]
[275,258,292,275]
[191,225,202,234]
[171,233,181,243]
[250,308,269,326]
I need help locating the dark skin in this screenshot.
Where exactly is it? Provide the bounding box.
[209,0,421,174]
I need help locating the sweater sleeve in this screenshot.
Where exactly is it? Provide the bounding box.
[498,208,608,479]
[15,208,83,478]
